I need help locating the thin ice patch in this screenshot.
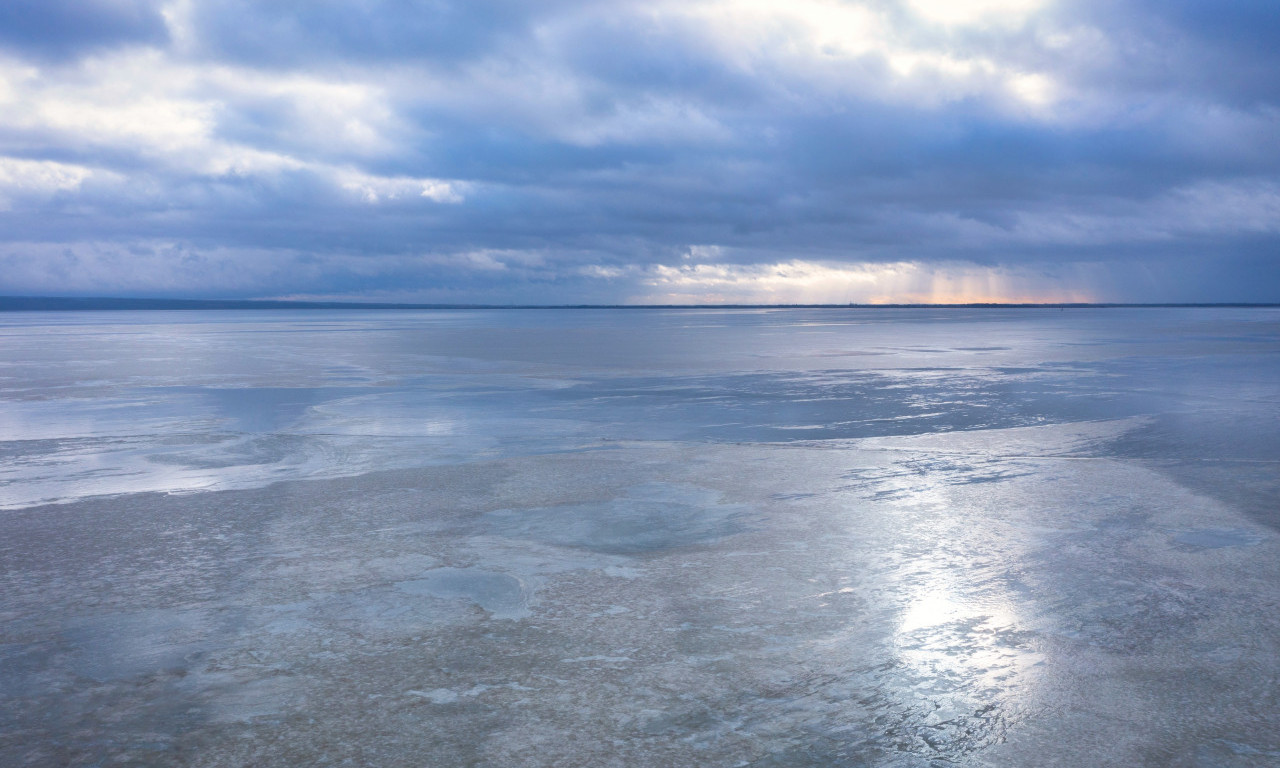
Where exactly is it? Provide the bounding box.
[396,568,531,620]
[1172,528,1262,550]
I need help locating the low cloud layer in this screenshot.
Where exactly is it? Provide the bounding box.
[0,0,1277,302]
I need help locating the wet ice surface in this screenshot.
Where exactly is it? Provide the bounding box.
[2,308,1280,766]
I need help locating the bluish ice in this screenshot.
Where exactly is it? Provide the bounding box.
[1,307,1278,766]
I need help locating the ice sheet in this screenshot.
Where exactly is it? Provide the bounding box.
[2,307,1278,766]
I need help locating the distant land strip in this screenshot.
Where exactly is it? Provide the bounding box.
[2,296,1279,311]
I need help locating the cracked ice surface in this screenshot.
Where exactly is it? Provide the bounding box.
[2,307,1280,766]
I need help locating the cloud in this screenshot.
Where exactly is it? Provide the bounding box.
[625,259,1099,304]
[0,0,169,61]
[337,169,465,205]
[0,0,1276,302]
[0,157,105,210]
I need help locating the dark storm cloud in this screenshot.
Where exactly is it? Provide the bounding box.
[0,0,169,60]
[0,0,1277,302]
[1082,0,1280,106]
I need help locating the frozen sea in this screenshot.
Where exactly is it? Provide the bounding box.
[2,307,1279,766]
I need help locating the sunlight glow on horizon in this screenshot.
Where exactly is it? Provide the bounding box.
[628,259,1097,304]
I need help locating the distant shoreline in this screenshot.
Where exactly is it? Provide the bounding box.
[1,296,1278,311]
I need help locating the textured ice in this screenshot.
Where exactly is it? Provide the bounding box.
[2,307,1279,766]
[397,568,532,620]
[485,482,747,554]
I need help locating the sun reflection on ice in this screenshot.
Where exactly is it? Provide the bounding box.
[892,570,1044,738]
[899,588,969,634]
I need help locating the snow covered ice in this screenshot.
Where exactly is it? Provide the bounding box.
[2,307,1279,766]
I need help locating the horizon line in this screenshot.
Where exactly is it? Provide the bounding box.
[2,296,1279,311]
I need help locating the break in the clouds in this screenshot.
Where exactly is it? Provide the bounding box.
[0,0,1277,303]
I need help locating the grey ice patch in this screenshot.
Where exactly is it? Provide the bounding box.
[396,568,531,620]
[303,585,470,636]
[1173,528,1262,549]
[191,671,294,724]
[485,482,748,554]
[63,608,220,682]
[1195,739,1280,763]
[257,601,313,635]
[407,688,459,704]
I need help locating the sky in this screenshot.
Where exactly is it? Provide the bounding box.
[0,0,1277,304]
